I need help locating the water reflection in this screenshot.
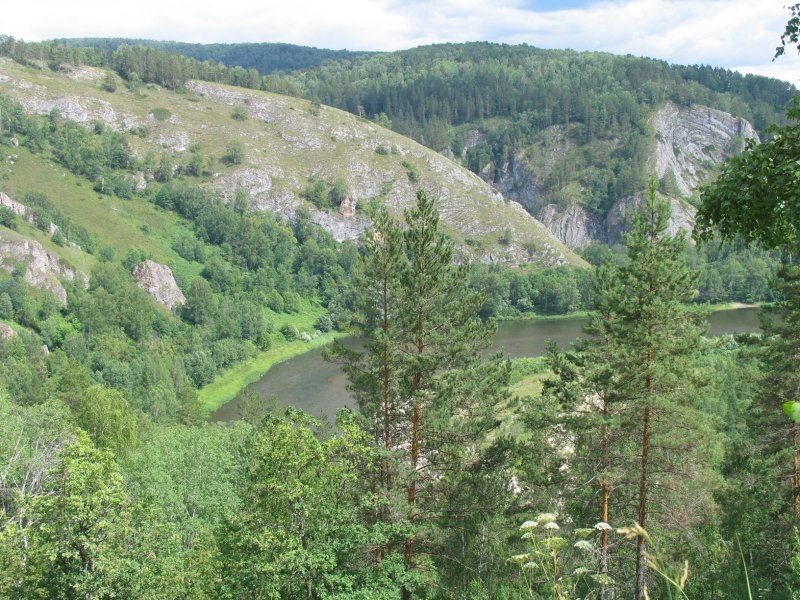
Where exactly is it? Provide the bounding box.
[212,307,761,422]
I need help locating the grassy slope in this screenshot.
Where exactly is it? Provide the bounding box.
[0,58,585,267]
[3,147,204,281]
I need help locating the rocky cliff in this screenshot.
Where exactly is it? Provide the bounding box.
[652,103,758,197]
[0,230,88,305]
[487,103,758,248]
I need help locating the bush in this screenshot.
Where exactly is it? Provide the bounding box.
[100,72,117,93]
[0,206,17,229]
[402,160,419,183]
[280,323,299,341]
[314,314,333,333]
[224,139,246,165]
[231,107,248,121]
[149,108,172,121]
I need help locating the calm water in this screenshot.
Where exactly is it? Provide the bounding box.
[212,307,761,422]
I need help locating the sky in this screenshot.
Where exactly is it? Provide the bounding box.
[5,0,800,84]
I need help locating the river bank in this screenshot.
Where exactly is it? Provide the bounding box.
[210,306,762,422]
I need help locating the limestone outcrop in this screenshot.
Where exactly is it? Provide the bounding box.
[0,230,87,306]
[488,103,757,248]
[131,260,185,310]
[652,102,759,196]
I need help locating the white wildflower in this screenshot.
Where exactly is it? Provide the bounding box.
[520,520,538,531]
[574,540,594,552]
[543,521,560,531]
[594,521,612,531]
[535,512,558,524]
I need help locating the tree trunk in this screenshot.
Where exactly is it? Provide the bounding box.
[635,404,652,600]
[600,401,611,600]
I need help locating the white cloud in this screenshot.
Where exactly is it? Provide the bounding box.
[4,0,799,83]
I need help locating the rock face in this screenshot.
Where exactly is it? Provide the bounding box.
[488,103,756,248]
[0,191,28,219]
[605,194,697,244]
[131,260,185,310]
[0,230,87,306]
[652,102,759,196]
[538,204,603,249]
[0,323,15,339]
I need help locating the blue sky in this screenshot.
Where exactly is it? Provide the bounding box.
[5,0,800,84]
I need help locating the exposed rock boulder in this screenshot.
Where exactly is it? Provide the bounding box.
[0,191,28,219]
[0,191,58,233]
[652,103,759,196]
[0,323,15,339]
[131,260,185,310]
[0,230,87,306]
[338,196,358,218]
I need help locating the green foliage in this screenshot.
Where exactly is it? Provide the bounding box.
[100,71,117,93]
[401,159,419,183]
[0,206,17,229]
[223,138,245,164]
[280,322,299,341]
[148,107,171,121]
[230,106,248,121]
[697,102,800,252]
[300,176,349,209]
[221,409,392,598]
[75,384,138,455]
[28,431,129,599]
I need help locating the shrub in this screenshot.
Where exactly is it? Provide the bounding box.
[314,314,333,333]
[280,323,299,341]
[231,107,248,121]
[224,139,246,165]
[0,206,17,229]
[149,108,172,121]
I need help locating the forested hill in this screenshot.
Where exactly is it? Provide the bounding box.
[266,42,794,133]
[54,38,373,74]
[45,38,795,242]
[265,43,795,200]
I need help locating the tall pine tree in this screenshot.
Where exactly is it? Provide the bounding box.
[545,181,722,598]
[328,190,511,597]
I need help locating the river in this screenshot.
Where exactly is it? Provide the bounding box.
[212,307,762,422]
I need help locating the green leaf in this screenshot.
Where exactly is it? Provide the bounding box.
[783,401,800,423]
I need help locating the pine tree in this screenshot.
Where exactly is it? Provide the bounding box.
[328,190,511,597]
[547,181,722,598]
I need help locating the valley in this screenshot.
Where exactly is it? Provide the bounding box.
[0,30,798,599]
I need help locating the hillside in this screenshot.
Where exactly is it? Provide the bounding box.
[258,42,795,246]
[0,56,582,266]
[7,39,791,248]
